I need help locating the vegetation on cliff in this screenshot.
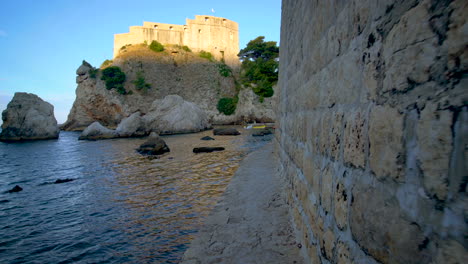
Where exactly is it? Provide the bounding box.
[132,71,151,92]
[217,96,238,115]
[199,50,215,61]
[101,66,127,94]
[238,36,279,100]
[149,40,165,52]
[101,59,113,68]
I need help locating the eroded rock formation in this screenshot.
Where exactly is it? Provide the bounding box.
[78,95,210,139]
[62,47,275,131]
[0,92,59,141]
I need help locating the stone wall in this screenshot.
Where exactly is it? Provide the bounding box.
[277,0,467,263]
[114,15,240,68]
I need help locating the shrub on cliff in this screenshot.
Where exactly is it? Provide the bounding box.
[238,36,279,99]
[88,68,99,79]
[132,71,151,92]
[149,40,164,52]
[218,63,232,77]
[101,59,113,69]
[199,50,214,61]
[101,66,127,94]
[217,97,238,115]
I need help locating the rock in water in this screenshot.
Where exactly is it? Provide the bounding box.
[78,121,117,140]
[8,185,23,193]
[137,132,170,155]
[213,128,240,136]
[193,147,225,153]
[0,92,59,141]
[252,129,273,136]
[200,136,215,140]
[144,95,211,135]
[116,112,147,137]
[54,178,74,184]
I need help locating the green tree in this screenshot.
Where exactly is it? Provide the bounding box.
[217,97,238,115]
[238,36,279,99]
[101,66,127,94]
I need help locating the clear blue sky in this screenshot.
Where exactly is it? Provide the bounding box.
[0,0,281,124]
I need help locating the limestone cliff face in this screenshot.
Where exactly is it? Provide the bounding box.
[62,45,274,131]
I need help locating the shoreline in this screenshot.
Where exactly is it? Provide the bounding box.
[181,142,303,263]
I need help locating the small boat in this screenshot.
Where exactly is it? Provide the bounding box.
[252,125,266,129]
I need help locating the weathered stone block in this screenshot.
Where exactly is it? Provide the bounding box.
[382,0,437,92]
[319,111,331,156]
[432,239,468,264]
[337,240,352,264]
[334,181,348,230]
[446,0,468,71]
[350,183,429,264]
[369,105,404,181]
[321,164,334,214]
[343,111,366,168]
[320,227,336,261]
[417,103,452,200]
[330,111,344,160]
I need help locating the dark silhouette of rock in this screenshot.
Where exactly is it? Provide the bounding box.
[213,128,240,136]
[193,147,225,153]
[137,132,170,155]
[8,185,23,193]
[201,136,215,140]
[54,178,74,184]
[252,129,273,136]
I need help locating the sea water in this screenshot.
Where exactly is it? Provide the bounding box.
[0,129,272,263]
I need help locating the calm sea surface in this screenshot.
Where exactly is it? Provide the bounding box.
[0,129,272,263]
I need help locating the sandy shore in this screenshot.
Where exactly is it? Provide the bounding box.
[181,142,303,264]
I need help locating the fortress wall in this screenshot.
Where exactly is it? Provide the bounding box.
[277,0,467,263]
[113,15,240,67]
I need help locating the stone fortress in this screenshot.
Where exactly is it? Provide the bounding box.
[114,15,240,68]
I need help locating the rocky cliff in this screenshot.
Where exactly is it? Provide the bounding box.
[62,45,274,131]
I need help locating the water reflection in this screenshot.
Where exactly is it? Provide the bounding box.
[0,128,271,263]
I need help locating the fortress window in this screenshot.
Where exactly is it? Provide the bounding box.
[205,17,209,22]
[154,25,158,29]
[183,26,187,31]
[222,19,226,25]
[198,29,202,34]
[169,26,173,30]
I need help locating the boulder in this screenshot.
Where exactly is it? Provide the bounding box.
[116,112,147,137]
[201,136,215,140]
[0,92,60,141]
[137,132,170,155]
[144,95,211,134]
[78,122,117,140]
[213,128,240,136]
[193,147,225,153]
